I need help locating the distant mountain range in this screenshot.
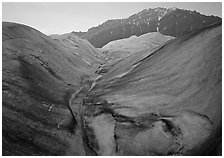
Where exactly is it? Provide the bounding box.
[68,7,221,48]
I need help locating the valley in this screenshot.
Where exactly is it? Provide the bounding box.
[2,7,222,156]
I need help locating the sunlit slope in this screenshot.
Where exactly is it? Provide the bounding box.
[2,22,95,155]
[101,32,174,65]
[82,23,222,155]
[102,32,173,54]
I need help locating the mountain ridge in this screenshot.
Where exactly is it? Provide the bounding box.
[63,7,221,48]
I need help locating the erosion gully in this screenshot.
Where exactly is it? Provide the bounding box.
[67,75,121,156]
[67,66,192,156]
[66,76,176,156]
[67,77,99,156]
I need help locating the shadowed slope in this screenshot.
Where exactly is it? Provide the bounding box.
[2,22,97,155]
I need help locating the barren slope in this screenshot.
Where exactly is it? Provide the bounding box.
[82,23,222,155]
[102,32,173,54]
[97,32,174,75]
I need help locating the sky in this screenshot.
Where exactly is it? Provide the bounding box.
[2,2,222,35]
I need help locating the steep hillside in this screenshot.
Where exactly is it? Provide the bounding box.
[81,23,222,155]
[72,7,221,48]
[2,22,99,155]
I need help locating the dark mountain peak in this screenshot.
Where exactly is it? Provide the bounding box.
[71,31,86,37]
[129,7,177,19]
[69,7,221,48]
